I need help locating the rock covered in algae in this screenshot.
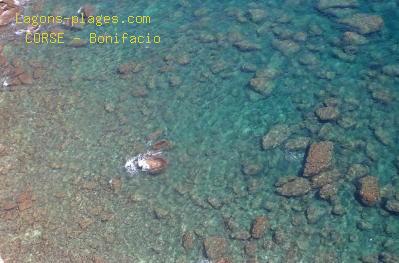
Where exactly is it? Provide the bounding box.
[303,141,333,177]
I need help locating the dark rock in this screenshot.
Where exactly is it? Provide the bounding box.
[204,236,227,261]
[276,177,311,197]
[303,141,334,177]
[357,176,380,206]
[251,216,268,239]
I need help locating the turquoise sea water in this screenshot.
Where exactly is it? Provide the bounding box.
[0,0,398,262]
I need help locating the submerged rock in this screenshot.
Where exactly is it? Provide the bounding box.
[262,124,291,150]
[306,205,325,224]
[385,200,399,214]
[230,230,250,240]
[315,106,340,121]
[338,14,384,34]
[203,236,227,261]
[117,62,143,74]
[303,141,334,177]
[248,67,280,97]
[319,183,339,201]
[276,177,311,197]
[271,39,300,56]
[342,31,368,45]
[357,176,380,206]
[249,77,275,96]
[347,164,369,181]
[371,90,394,105]
[247,9,267,23]
[251,216,268,239]
[233,40,261,52]
[241,162,263,176]
[316,0,359,11]
[285,137,310,151]
[311,169,341,188]
[182,231,194,250]
[382,64,399,77]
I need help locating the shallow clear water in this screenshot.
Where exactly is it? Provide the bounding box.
[0,0,398,262]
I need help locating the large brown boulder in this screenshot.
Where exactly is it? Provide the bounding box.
[357,176,380,206]
[303,142,333,177]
